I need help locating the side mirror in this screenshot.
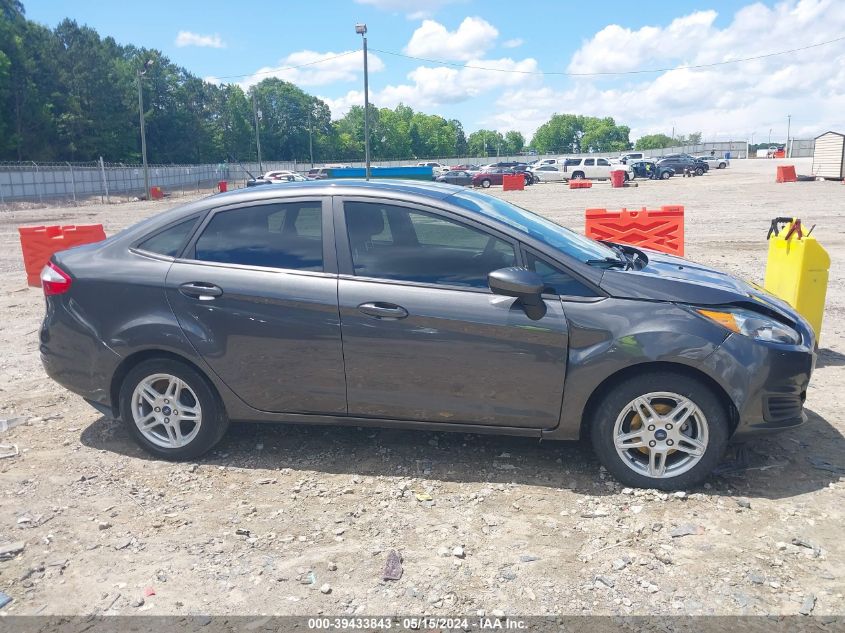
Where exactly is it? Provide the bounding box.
[488,267,546,320]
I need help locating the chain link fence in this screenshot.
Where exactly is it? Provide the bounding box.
[0,139,816,208]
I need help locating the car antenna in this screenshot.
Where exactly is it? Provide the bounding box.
[228,154,256,181]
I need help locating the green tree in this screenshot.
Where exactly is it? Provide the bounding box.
[634,133,675,150]
[530,114,583,153]
[504,130,525,154]
[467,129,505,156]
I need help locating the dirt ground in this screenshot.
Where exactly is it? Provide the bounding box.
[0,158,842,618]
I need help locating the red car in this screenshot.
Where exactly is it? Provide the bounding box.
[471,167,533,188]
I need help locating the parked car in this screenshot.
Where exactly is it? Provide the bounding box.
[629,160,675,180]
[307,168,332,180]
[529,165,567,182]
[436,170,474,186]
[562,157,632,180]
[532,158,562,168]
[417,161,450,176]
[616,152,647,165]
[656,154,709,176]
[695,155,730,169]
[450,164,481,172]
[39,180,816,490]
[471,167,533,188]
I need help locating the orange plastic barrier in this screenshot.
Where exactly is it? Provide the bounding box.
[18,224,107,286]
[774,149,786,158]
[610,170,626,188]
[502,174,524,191]
[585,206,684,257]
[569,179,593,189]
[776,165,797,183]
[150,186,164,199]
[218,180,228,193]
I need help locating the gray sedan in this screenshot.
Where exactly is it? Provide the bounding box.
[39,181,815,489]
[436,170,474,186]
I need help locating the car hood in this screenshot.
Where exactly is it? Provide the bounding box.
[598,249,800,321]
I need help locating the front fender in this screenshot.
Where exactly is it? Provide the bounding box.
[544,299,729,440]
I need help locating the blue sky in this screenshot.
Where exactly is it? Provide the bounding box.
[23,0,845,142]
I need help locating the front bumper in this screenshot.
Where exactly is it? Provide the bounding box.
[701,332,815,440]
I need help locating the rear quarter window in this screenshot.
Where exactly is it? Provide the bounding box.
[137,217,200,258]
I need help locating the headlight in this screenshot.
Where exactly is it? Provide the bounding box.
[695,307,800,345]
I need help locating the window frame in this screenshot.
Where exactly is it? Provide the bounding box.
[178,196,337,276]
[333,195,523,293]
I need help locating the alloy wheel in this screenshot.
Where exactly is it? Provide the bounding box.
[612,391,709,479]
[131,373,202,449]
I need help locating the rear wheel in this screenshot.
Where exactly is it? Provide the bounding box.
[119,358,229,460]
[572,171,585,180]
[590,372,729,490]
[695,167,704,176]
[718,162,727,169]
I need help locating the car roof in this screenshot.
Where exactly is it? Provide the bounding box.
[212,179,462,203]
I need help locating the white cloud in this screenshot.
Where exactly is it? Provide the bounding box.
[489,0,845,141]
[503,38,523,49]
[324,56,539,119]
[175,31,226,49]
[405,17,499,61]
[238,50,384,90]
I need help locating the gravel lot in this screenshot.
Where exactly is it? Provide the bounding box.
[0,158,843,617]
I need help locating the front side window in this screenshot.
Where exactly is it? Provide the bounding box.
[584,159,595,166]
[345,202,515,289]
[138,216,199,257]
[194,202,323,271]
[526,252,597,297]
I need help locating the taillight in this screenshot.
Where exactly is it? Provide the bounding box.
[41,262,72,296]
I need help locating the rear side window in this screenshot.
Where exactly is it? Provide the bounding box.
[137,217,199,257]
[526,252,597,297]
[194,202,323,271]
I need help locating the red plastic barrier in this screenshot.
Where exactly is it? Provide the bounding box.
[18,224,107,286]
[502,174,524,191]
[776,165,797,183]
[585,206,684,257]
[150,186,164,200]
[610,170,626,188]
[218,180,228,193]
[569,179,593,189]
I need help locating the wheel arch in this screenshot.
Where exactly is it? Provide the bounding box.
[578,361,739,441]
[110,349,223,419]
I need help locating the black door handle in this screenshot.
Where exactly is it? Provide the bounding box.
[179,282,223,300]
[358,302,409,320]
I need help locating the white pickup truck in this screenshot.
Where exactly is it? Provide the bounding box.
[561,157,632,180]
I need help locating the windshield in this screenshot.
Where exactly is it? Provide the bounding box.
[448,190,619,263]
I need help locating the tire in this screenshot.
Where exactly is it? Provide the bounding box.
[718,162,727,169]
[572,171,585,180]
[624,172,630,182]
[119,358,229,460]
[661,171,671,180]
[523,174,532,186]
[695,167,704,176]
[590,371,729,490]
[481,179,491,188]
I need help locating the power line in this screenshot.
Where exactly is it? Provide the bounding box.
[370,35,845,77]
[212,50,359,81]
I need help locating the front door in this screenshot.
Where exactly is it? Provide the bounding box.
[335,198,568,429]
[166,197,346,414]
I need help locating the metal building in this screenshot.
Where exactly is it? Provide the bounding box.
[812,131,845,179]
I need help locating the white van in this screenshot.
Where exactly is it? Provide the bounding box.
[561,157,632,180]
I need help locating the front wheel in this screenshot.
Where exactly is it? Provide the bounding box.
[718,162,727,169]
[695,167,704,176]
[590,372,729,490]
[661,171,671,180]
[481,179,491,188]
[119,358,229,460]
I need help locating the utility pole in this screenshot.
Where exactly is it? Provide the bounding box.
[137,59,154,200]
[252,91,263,173]
[356,23,371,180]
[308,108,314,169]
[786,114,792,157]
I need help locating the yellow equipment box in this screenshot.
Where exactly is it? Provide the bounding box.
[764,218,830,343]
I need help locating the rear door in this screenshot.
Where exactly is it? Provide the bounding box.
[166,197,346,414]
[334,197,568,429]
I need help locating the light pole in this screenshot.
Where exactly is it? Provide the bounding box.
[137,59,154,200]
[252,91,263,174]
[786,114,792,158]
[308,106,314,169]
[355,23,371,180]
